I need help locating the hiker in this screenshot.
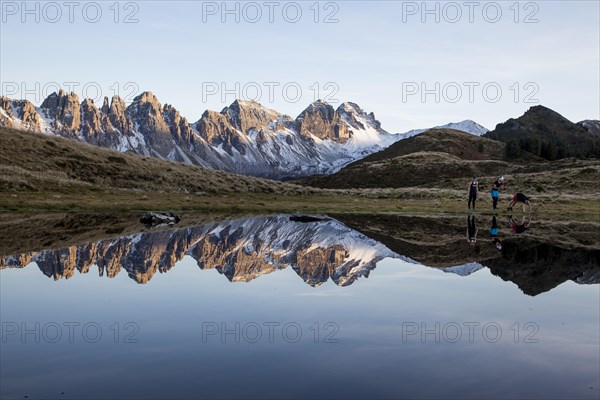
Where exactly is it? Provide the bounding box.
[507,192,532,212]
[468,177,479,210]
[490,176,505,212]
[489,216,502,251]
[508,215,531,234]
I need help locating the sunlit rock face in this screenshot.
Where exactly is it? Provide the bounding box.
[1,91,398,179]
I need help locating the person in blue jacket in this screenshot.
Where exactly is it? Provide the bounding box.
[490,176,505,212]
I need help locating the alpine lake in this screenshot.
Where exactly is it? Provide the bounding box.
[1,212,598,400]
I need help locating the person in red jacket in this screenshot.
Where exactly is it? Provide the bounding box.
[507,192,532,212]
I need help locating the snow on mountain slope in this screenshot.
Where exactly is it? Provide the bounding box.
[578,119,600,135]
[438,120,489,136]
[0,91,497,179]
[0,92,400,180]
[396,120,490,140]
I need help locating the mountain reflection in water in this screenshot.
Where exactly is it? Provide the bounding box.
[1,214,598,295]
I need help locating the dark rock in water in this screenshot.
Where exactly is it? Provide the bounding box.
[140,212,181,228]
[289,215,329,223]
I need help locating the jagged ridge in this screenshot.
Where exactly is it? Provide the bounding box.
[0,91,399,179]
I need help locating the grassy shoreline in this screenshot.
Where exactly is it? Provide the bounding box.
[1,127,598,221]
[1,190,598,221]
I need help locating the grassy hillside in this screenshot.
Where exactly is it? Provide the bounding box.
[0,127,304,196]
[303,151,513,189]
[351,128,509,164]
[300,127,600,222]
[0,127,440,213]
[1,127,598,218]
[302,129,544,189]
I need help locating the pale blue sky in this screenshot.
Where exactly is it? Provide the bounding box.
[1,0,598,132]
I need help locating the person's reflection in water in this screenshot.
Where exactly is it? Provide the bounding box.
[508,215,531,234]
[489,216,502,251]
[467,215,480,253]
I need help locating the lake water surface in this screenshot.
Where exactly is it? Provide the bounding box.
[1,213,599,399]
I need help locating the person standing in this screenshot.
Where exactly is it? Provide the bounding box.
[490,176,505,212]
[468,177,479,210]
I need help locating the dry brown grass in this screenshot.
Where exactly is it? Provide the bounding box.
[0,127,598,220]
[0,127,310,196]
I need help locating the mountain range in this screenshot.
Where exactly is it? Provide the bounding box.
[0,90,487,179]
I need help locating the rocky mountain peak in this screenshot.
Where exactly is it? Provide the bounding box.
[228,99,262,112]
[163,103,195,145]
[222,99,286,135]
[336,101,384,132]
[133,91,159,105]
[40,90,81,135]
[296,100,350,142]
[101,97,110,114]
[81,98,95,107]
[195,109,242,151]
[126,92,173,155]
[127,92,165,124]
[337,101,362,114]
[107,95,132,135]
[298,100,334,118]
[80,98,101,139]
[0,96,42,132]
